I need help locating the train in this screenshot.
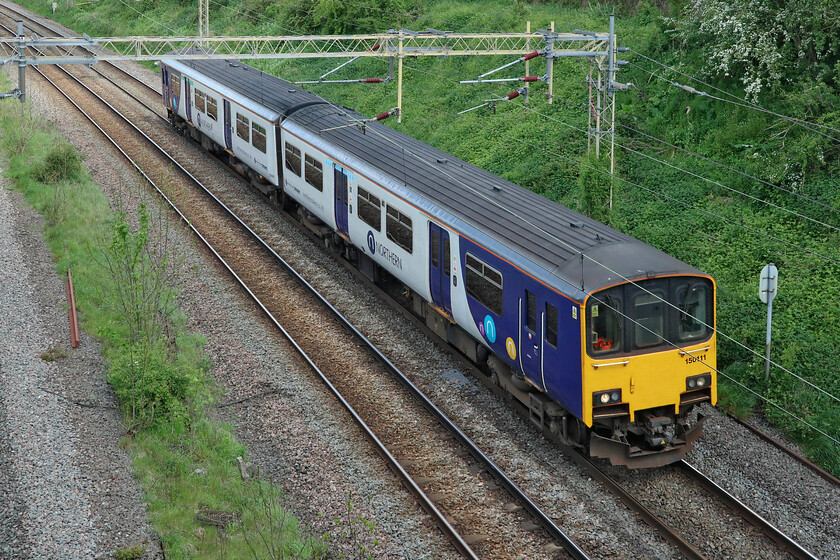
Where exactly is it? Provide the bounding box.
[160,54,717,468]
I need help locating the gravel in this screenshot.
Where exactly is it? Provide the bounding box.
[3,5,839,558]
[0,173,161,558]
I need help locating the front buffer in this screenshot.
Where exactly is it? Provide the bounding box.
[589,414,707,468]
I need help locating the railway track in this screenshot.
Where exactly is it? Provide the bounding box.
[0,2,160,102]
[1,4,836,558]
[0,13,590,559]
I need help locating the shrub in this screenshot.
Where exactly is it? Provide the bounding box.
[33,142,84,183]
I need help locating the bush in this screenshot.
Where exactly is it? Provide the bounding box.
[33,142,85,183]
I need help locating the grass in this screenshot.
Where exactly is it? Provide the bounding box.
[0,73,325,559]
[8,0,840,475]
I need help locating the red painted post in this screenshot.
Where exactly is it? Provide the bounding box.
[66,268,80,348]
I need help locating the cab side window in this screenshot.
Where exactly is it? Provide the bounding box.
[588,295,622,354]
[676,283,709,341]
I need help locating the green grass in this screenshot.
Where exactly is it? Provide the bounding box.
[10,0,840,476]
[0,74,324,559]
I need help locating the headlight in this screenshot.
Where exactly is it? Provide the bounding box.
[593,389,622,407]
[686,374,712,391]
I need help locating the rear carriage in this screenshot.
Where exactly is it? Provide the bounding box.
[160,56,716,467]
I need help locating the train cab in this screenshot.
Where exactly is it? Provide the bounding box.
[583,275,716,467]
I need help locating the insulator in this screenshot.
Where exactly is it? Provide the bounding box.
[522,51,540,61]
[369,42,382,51]
[362,78,384,83]
[375,111,391,121]
[507,90,520,100]
[520,76,540,82]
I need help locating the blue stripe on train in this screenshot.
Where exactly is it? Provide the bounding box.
[459,237,583,418]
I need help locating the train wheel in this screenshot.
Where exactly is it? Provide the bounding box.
[567,417,589,448]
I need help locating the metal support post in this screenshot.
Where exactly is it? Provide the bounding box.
[17,21,25,104]
[759,263,779,382]
[587,62,592,153]
[397,32,403,123]
[595,67,602,157]
[524,21,530,103]
[765,296,773,381]
[547,21,554,104]
[198,0,209,47]
[608,14,616,210]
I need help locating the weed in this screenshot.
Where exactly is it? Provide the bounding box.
[113,543,147,560]
[40,347,67,362]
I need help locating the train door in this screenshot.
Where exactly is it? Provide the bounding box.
[223,99,232,150]
[161,67,170,108]
[429,223,452,315]
[185,79,192,123]
[519,289,545,389]
[334,165,349,238]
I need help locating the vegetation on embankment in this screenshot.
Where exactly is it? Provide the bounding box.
[11,0,840,475]
[0,75,325,558]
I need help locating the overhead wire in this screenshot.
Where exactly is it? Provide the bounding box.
[538,87,840,219]
[355,94,840,446]
[631,51,840,138]
[377,82,840,404]
[626,59,840,144]
[364,60,840,397]
[113,0,181,35]
[400,62,840,252]
[142,2,839,443]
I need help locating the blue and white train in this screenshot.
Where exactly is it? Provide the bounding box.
[161,55,717,467]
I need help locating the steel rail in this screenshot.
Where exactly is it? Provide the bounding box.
[677,460,820,560]
[565,451,709,559]
[0,1,160,98]
[727,414,840,487]
[13,32,591,558]
[15,39,481,560]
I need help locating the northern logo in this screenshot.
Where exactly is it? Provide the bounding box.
[367,230,402,270]
[367,230,376,255]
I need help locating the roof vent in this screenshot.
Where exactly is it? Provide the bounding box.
[492,185,502,192]
[595,233,603,242]
[437,158,448,164]
[570,221,585,229]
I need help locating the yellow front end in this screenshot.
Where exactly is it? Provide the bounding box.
[581,334,717,426]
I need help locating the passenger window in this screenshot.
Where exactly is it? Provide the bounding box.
[589,296,622,354]
[465,253,503,316]
[443,236,450,277]
[431,229,439,268]
[526,291,536,332]
[284,142,301,176]
[236,114,249,141]
[358,187,381,229]
[677,284,709,341]
[194,89,206,113]
[305,155,323,191]
[171,74,181,98]
[386,205,412,253]
[545,303,558,347]
[206,96,217,121]
[634,292,665,347]
[252,123,267,153]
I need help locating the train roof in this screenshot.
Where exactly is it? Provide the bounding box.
[165,55,325,122]
[168,56,706,296]
[286,103,705,295]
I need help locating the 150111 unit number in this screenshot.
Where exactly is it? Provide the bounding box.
[685,354,707,365]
